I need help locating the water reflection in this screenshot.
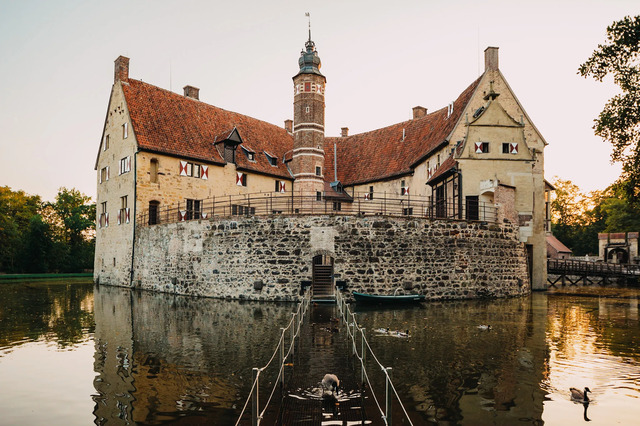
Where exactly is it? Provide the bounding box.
[0,281,94,351]
[92,286,296,424]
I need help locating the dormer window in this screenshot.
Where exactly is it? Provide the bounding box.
[242,146,255,161]
[265,152,277,166]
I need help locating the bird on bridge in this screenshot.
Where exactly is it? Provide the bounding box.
[321,374,340,398]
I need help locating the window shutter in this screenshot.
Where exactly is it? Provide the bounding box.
[179,210,186,221]
[97,217,101,229]
[475,142,483,154]
[105,213,109,227]
[510,143,518,154]
[280,181,285,193]
[125,208,130,224]
[123,122,128,138]
[201,212,208,219]
[401,186,409,196]
[364,193,370,200]
[99,171,102,184]
[180,161,188,176]
[236,172,243,186]
[106,166,110,181]
[117,210,122,225]
[201,165,208,180]
[126,156,131,172]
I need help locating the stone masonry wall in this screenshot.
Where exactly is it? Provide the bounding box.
[132,215,530,301]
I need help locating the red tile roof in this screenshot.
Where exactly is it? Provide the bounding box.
[121,79,293,179]
[324,77,481,186]
[427,155,457,185]
[547,234,572,254]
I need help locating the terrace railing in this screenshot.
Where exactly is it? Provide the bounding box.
[136,192,498,227]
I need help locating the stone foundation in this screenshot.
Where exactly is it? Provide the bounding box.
[130,215,530,301]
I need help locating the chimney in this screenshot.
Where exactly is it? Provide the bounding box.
[412,106,427,119]
[114,56,130,83]
[484,47,499,72]
[183,85,200,100]
[284,119,293,134]
[341,127,349,137]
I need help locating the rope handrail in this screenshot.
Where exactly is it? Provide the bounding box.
[235,293,310,425]
[336,291,414,425]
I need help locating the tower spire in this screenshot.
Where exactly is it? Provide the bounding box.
[306,12,311,42]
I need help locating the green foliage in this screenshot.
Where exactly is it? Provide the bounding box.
[550,178,640,255]
[0,186,95,273]
[579,15,640,205]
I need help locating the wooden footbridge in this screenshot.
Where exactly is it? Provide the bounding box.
[235,292,415,425]
[547,259,640,287]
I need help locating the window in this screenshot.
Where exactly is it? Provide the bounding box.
[103,134,110,151]
[119,196,128,225]
[475,142,489,154]
[401,180,409,196]
[332,202,342,212]
[503,142,518,154]
[100,167,109,183]
[186,199,202,220]
[224,143,236,164]
[150,159,158,183]
[119,156,131,175]
[193,164,201,178]
[502,143,510,154]
[99,201,108,228]
[242,147,255,161]
[315,166,322,176]
[265,152,277,166]
[123,122,128,139]
[403,207,414,216]
[316,192,322,201]
[369,186,374,200]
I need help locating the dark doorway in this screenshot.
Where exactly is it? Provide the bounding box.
[466,196,479,221]
[148,200,160,225]
[526,244,534,285]
[312,255,334,302]
[608,247,629,264]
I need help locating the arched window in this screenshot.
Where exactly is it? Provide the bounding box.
[150,159,158,183]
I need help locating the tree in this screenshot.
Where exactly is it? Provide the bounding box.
[579,16,640,205]
[0,186,42,272]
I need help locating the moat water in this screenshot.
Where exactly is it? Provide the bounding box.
[0,281,639,425]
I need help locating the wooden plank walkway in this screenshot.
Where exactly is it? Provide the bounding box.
[262,303,380,425]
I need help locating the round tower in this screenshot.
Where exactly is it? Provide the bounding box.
[291,33,326,196]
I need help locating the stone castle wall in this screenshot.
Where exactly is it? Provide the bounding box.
[132,215,530,301]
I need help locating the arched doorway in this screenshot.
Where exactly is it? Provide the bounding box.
[312,254,334,302]
[607,247,629,264]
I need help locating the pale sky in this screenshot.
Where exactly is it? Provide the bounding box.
[0,0,635,202]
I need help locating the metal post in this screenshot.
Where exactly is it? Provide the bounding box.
[361,328,366,384]
[252,367,259,426]
[280,328,285,386]
[385,367,393,426]
[352,313,357,355]
[291,313,296,356]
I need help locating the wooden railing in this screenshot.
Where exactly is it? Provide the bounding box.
[548,258,640,277]
[136,192,498,227]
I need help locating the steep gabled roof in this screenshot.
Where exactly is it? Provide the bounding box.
[121,79,293,179]
[324,76,481,186]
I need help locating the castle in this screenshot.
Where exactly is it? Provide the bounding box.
[94,33,551,296]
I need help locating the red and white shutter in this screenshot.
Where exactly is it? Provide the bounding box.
[117,210,121,225]
[201,212,208,219]
[105,213,109,227]
[201,165,208,180]
[97,217,101,229]
[475,142,483,154]
[236,172,244,186]
[179,211,186,221]
[125,208,130,224]
[180,161,188,176]
[279,181,286,193]
[364,193,370,200]
[402,186,409,196]
[510,143,518,154]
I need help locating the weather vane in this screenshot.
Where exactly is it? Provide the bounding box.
[305,12,311,41]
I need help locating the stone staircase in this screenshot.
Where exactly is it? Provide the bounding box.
[312,265,335,302]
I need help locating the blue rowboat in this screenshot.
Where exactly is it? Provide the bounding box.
[352,291,425,304]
